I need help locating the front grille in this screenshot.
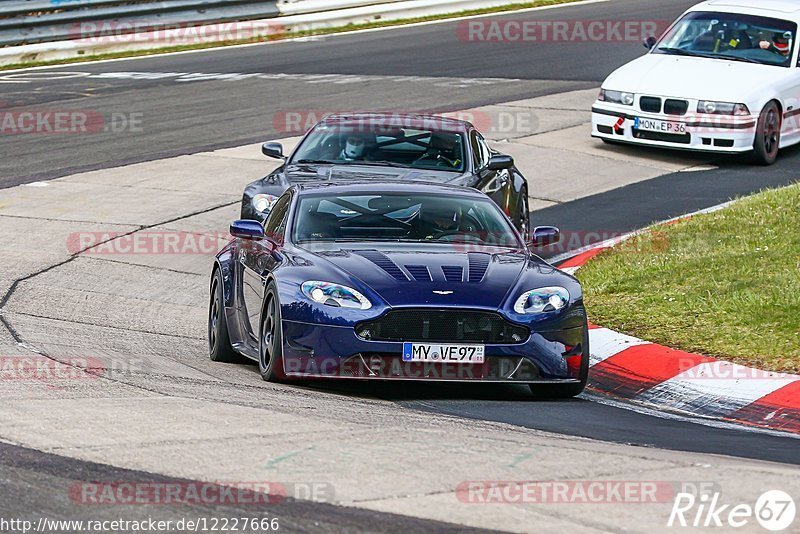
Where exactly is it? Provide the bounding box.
[664,99,689,116]
[640,96,662,113]
[356,309,529,344]
[633,128,691,144]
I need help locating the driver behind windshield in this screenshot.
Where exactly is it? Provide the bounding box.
[760,32,793,56]
[413,132,462,169]
[413,198,476,240]
[335,132,377,161]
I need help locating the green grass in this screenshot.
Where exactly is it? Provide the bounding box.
[0,0,584,71]
[578,183,800,374]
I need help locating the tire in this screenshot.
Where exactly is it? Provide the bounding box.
[752,102,781,166]
[517,190,530,242]
[528,325,590,400]
[208,269,241,363]
[259,282,285,382]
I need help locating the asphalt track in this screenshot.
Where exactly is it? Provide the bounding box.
[2,0,800,530]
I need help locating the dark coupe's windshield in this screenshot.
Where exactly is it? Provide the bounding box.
[654,11,797,67]
[290,122,467,172]
[293,193,520,247]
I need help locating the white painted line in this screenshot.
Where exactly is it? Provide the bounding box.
[588,327,650,366]
[637,362,800,417]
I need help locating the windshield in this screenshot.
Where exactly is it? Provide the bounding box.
[293,193,520,247]
[654,11,797,67]
[290,122,467,172]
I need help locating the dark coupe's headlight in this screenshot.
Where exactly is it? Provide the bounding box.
[301,281,372,310]
[252,194,279,214]
[599,89,635,106]
[513,287,570,314]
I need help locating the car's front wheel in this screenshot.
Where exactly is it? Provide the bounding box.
[752,101,781,166]
[208,269,241,363]
[516,190,530,243]
[259,282,285,382]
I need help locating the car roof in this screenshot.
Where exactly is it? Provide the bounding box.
[694,0,800,17]
[318,112,474,133]
[291,180,486,198]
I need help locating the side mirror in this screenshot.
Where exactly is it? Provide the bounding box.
[487,154,514,171]
[230,219,265,240]
[262,142,285,160]
[530,226,560,247]
[643,36,657,50]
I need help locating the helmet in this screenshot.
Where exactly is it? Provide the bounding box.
[343,135,366,160]
[774,32,792,55]
[421,198,461,231]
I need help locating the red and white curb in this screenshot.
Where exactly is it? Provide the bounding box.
[555,205,800,435]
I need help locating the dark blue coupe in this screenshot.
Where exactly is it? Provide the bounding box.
[209,182,589,398]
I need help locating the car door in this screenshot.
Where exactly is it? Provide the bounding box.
[778,56,800,146]
[241,192,291,340]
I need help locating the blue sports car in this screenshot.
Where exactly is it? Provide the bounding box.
[209,181,589,398]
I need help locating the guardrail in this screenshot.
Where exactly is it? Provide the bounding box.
[0,0,414,47]
[0,0,281,47]
[0,0,525,65]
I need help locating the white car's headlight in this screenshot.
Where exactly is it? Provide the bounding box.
[252,194,279,214]
[301,281,372,310]
[513,287,570,314]
[697,101,750,116]
[599,89,635,106]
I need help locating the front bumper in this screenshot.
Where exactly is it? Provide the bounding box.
[591,103,756,154]
[279,320,587,383]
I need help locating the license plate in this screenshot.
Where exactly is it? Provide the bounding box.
[634,117,687,134]
[402,342,485,363]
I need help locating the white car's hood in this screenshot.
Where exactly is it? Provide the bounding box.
[604,53,791,102]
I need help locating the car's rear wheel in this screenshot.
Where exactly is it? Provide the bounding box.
[752,101,781,166]
[208,269,241,363]
[259,283,285,382]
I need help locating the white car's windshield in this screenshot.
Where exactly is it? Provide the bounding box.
[655,11,797,67]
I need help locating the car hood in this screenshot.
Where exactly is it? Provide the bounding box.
[604,53,791,102]
[282,163,471,185]
[302,244,557,310]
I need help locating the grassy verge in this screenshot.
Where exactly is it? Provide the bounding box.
[577,183,800,374]
[1,0,584,71]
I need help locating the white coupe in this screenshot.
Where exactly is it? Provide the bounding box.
[592,0,800,165]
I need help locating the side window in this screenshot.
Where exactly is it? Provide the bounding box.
[476,133,491,169]
[469,131,482,170]
[263,193,291,241]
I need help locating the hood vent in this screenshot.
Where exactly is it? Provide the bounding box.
[441,265,464,283]
[354,250,409,281]
[467,253,490,283]
[405,265,432,282]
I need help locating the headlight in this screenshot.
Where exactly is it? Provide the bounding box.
[252,194,278,214]
[513,287,570,314]
[599,89,635,106]
[301,281,372,310]
[697,101,750,116]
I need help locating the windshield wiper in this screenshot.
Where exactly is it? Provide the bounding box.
[293,159,335,165]
[336,160,409,168]
[710,54,763,65]
[657,46,710,58]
